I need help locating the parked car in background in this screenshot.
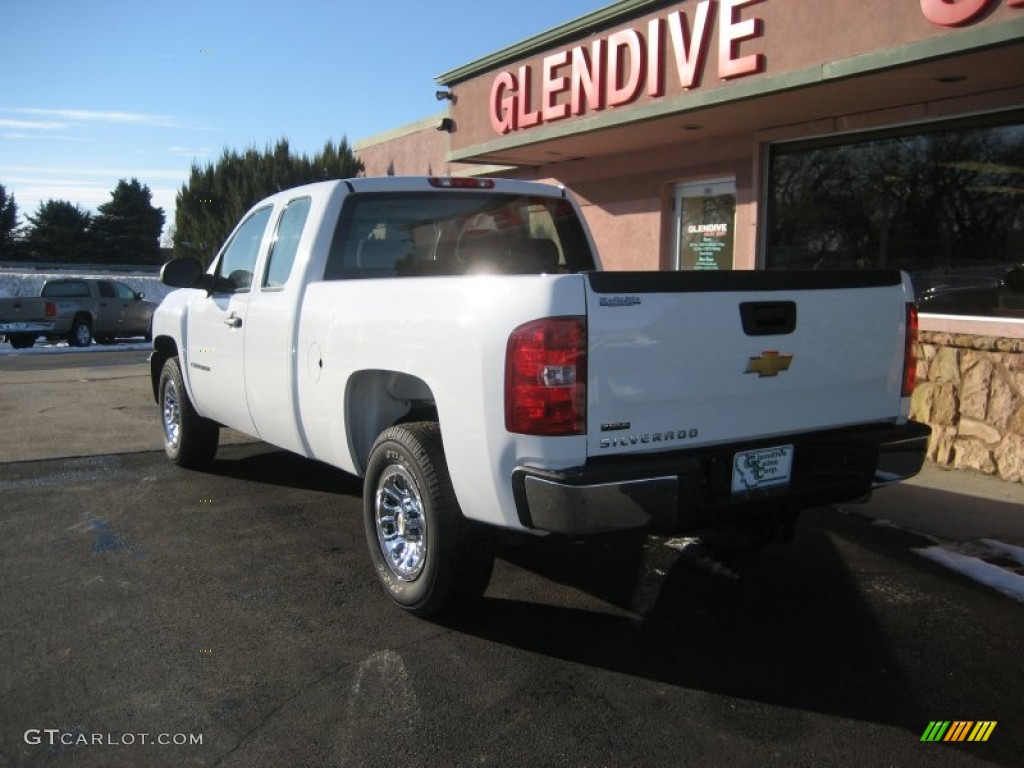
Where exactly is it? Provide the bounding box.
[0,278,156,348]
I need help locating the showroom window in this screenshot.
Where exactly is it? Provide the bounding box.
[765,113,1023,317]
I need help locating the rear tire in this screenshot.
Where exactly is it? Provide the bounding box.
[158,356,219,468]
[364,422,494,618]
[8,334,35,349]
[69,317,92,347]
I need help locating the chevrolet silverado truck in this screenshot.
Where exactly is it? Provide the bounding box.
[0,278,156,348]
[152,176,930,616]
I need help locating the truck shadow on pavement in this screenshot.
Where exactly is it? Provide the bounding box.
[443,510,1020,762]
[201,443,364,496]
[198,446,1020,763]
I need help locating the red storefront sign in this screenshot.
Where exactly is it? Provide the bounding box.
[489,0,764,135]
[920,0,1023,27]
[487,0,1023,136]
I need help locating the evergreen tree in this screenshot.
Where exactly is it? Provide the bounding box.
[0,184,21,260]
[24,200,93,264]
[91,178,165,265]
[173,137,363,265]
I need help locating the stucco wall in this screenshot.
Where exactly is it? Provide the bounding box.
[515,133,755,270]
[355,117,452,178]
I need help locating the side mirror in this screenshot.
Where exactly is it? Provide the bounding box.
[160,258,205,289]
[136,291,145,300]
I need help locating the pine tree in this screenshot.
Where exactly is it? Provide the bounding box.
[0,184,18,260]
[24,200,93,264]
[91,178,165,265]
[173,137,363,265]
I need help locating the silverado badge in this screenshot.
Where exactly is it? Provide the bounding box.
[745,350,793,377]
[599,296,641,307]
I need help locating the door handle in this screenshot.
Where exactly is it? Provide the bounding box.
[224,313,242,328]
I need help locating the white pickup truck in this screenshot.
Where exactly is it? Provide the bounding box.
[153,176,929,616]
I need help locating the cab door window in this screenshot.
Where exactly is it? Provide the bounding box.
[216,206,273,293]
[114,282,136,301]
[263,197,312,288]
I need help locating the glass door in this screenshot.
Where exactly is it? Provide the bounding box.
[672,178,736,270]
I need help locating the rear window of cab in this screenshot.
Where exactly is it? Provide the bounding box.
[323,192,594,280]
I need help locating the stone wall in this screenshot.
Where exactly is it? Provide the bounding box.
[910,332,1024,483]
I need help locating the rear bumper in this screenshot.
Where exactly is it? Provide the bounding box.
[0,321,54,335]
[512,421,931,535]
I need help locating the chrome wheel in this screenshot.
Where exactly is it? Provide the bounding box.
[158,356,218,468]
[71,320,91,347]
[363,423,494,616]
[374,464,427,581]
[162,377,181,450]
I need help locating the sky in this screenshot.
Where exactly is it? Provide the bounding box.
[0,0,609,238]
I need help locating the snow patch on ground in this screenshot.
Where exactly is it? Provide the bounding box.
[0,341,153,356]
[914,544,1024,603]
[864,516,1024,602]
[979,538,1024,568]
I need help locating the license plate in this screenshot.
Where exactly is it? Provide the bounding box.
[732,445,794,493]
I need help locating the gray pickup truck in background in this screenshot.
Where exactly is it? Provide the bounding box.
[0,278,157,349]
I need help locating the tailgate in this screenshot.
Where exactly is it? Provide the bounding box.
[0,298,49,324]
[585,270,912,458]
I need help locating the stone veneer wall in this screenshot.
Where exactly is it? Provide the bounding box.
[910,332,1024,483]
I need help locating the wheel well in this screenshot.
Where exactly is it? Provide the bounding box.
[72,312,92,327]
[150,336,178,402]
[346,370,437,474]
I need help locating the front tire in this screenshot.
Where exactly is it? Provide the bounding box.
[364,422,494,618]
[158,356,219,468]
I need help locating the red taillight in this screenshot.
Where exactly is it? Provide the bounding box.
[505,317,587,436]
[902,302,919,398]
[45,301,57,317]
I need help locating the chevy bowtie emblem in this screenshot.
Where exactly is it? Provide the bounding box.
[745,350,793,377]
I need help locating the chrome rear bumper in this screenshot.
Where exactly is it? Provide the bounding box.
[512,421,931,535]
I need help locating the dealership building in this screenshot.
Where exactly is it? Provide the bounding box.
[355,0,1024,482]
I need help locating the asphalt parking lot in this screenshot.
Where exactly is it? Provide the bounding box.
[1,347,1023,767]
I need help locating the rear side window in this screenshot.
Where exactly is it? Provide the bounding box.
[263,197,311,289]
[323,192,593,280]
[215,206,273,293]
[97,281,116,299]
[41,281,90,298]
